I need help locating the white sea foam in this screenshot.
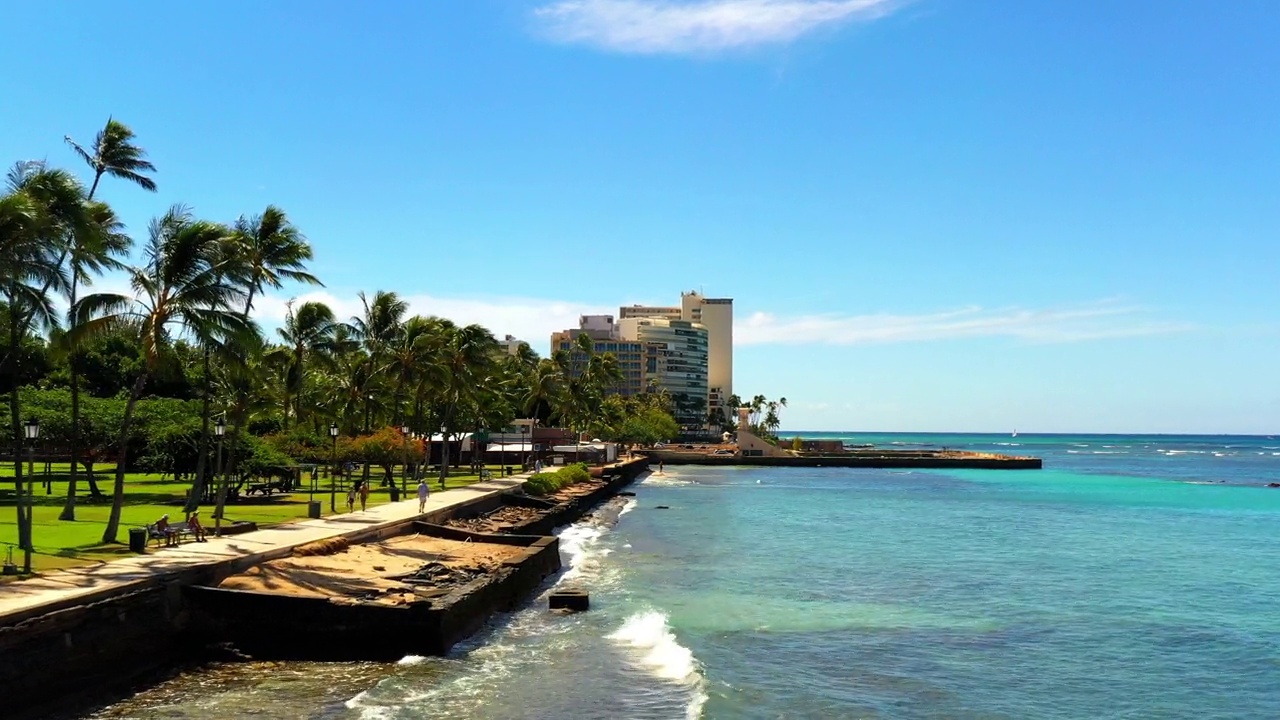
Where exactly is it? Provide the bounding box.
[607,610,709,718]
[396,655,427,666]
[644,473,694,487]
[618,497,638,517]
[558,524,605,581]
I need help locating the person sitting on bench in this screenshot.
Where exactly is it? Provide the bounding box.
[154,514,172,545]
[186,510,207,542]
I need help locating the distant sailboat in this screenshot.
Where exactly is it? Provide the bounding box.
[1012,429,1018,438]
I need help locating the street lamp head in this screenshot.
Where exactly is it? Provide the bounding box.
[329,423,340,438]
[440,425,448,434]
[214,418,226,437]
[401,426,410,436]
[23,418,39,440]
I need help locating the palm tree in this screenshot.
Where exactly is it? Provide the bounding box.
[57,201,131,520]
[65,117,157,199]
[186,235,247,512]
[344,291,408,484]
[429,322,498,484]
[73,206,250,544]
[386,315,434,426]
[275,300,338,430]
[58,118,155,522]
[350,290,408,365]
[215,206,317,521]
[232,206,320,318]
[1,165,76,572]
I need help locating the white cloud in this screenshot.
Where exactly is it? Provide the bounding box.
[254,290,613,353]
[736,302,1193,346]
[533,0,899,54]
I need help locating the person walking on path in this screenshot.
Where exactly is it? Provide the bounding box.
[358,481,370,511]
[417,479,430,513]
[346,485,356,513]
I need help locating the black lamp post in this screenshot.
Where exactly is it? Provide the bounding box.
[361,394,373,489]
[21,418,39,573]
[400,425,411,491]
[439,424,448,489]
[213,417,225,504]
[213,417,226,534]
[329,423,339,513]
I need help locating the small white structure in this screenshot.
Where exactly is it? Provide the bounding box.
[735,407,788,458]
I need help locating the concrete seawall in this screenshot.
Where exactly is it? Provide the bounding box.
[0,456,651,719]
[186,528,562,661]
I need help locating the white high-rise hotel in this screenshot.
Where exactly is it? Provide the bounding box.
[619,291,733,426]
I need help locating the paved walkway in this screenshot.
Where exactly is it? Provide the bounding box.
[0,475,529,626]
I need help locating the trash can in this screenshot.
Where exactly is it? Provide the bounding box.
[505,466,513,476]
[307,501,322,519]
[128,527,147,554]
[389,485,401,502]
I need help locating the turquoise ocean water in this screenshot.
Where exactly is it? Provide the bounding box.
[96,434,1280,719]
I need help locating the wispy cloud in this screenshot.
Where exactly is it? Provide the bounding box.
[736,302,1194,346]
[532,0,900,54]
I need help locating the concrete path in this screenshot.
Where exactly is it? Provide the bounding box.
[0,475,529,626]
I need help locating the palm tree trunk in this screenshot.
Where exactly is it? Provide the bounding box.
[10,385,29,569]
[214,408,245,536]
[59,274,82,521]
[101,372,147,544]
[8,307,32,569]
[86,169,104,202]
[185,348,213,512]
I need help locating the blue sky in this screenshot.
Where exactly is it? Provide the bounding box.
[3,0,1278,433]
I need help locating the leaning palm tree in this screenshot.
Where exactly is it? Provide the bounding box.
[1,168,76,572]
[73,206,250,544]
[65,117,158,200]
[58,118,155,521]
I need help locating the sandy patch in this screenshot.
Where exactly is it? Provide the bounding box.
[217,533,525,606]
[550,479,605,501]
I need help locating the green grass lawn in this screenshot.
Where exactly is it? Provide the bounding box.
[0,464,501,574]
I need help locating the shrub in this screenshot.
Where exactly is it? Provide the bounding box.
[560,463,591,484]
[521,464,592,496]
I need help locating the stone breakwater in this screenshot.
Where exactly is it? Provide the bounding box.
[644,449,1043,469]
[0,456,651,720]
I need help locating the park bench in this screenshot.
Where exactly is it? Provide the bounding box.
[145,521,195,547]
[244,480,292,496]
